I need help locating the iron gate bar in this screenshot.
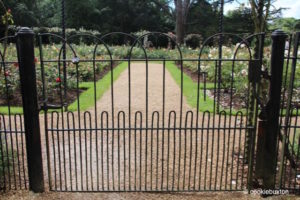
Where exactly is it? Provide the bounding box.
[217,0,225,114]
[279,32,299,187]
[0,36,14,190]
[43,114,251,192]
[277,31,300,192]
[277,34,293,184]
[44,110,251,191]
[45,127,254,131]
[246,33,265,192]
[36,58,261,62]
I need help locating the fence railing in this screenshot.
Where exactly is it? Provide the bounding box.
[277,31,300,193]
[0,35,28,191]
[0,27,298,194]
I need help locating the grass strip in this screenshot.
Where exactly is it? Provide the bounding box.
[0,62,128,114]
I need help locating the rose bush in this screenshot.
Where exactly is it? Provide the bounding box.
[3,42,298,107]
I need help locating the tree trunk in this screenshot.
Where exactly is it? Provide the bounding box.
[175,0,184,44]
[250,0,269,33]
[175,0,190,45]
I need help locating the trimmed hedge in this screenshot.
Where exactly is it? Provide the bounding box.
[3,26,205,48]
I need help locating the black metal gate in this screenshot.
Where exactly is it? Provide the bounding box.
[37,31,264,192]
[0,27,299,194]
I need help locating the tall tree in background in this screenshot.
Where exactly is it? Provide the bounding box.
[186,0,219,38]
[152,0,195,44]
[270,18,300,33]
[3,0,38,26]
[224,4,254,33]
[249,0,269,33]
[37,0,61,27]
[65,0,97,29]
[93,0,173,33]
[174,0,195,44]
[249,0,282,33]
[4,0,294,40]
[0,0,13,75]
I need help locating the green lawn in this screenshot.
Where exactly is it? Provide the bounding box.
[0,61,243,115]
[166,62,215,112]
[0,106,23,115]
[67,62,127,111]
[165,62,244,114]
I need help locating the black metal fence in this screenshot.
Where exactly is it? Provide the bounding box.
[277,32,300,193]
[0,27,299,194]
[0,36,28,190]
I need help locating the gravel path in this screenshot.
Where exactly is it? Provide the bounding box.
[40,63,248,192]
[2,62,250,194]
[1,190,286,200]
[94,62,190,117]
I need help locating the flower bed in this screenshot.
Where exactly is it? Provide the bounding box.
[1,43,299,112]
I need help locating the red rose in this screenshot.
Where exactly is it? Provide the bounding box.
[34,57,38,63]
[4,71,10,76]
[13,62,19,67]
[56,77,61,83]
[7,9,11,13]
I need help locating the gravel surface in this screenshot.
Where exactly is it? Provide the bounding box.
[2,190,298,200]
[39,63,249,191]
[2,63,293,199]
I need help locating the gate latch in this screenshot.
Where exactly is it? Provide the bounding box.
[39,103,65,111]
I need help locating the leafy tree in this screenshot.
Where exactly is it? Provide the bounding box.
[91,0,173,33]
[36,0,61,27]
[186,0,218,39]
[269,18,300,33]
[3,0,38,26]
[65,0,98,29]
[3,0,297,40]
[224,4,254,33]
[0,0,13,74]
[249,0,283,33]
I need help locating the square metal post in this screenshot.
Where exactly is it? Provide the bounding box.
[255,30,287,189]
[16,27,44,193]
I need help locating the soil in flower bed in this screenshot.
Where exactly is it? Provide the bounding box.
[0,89,85,107]
[207,89,247,110]
[175,64,247,110]
[0,91,23,107]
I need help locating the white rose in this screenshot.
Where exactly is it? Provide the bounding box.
[241,69,247,76]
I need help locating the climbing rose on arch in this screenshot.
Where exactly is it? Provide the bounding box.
[56,77,61,83]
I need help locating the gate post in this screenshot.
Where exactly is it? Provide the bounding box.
[16,27,44,192]
[255,30,287,189]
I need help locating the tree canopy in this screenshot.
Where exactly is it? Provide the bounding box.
[2,0,299,39]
